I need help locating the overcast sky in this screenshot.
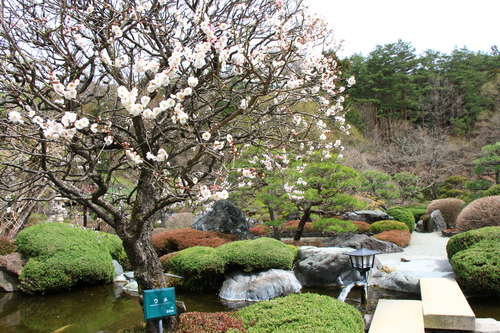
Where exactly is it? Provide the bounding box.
[307,0,500,57]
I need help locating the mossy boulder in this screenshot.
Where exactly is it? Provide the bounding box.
[369,220,409,234]
[166,237,296,290]
[237,293,364,333]
[386,207,415,233]
[15,223,126,294]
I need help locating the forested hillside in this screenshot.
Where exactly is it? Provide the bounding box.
[340,40,500,200]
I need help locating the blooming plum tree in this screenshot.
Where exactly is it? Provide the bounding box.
[0,0,350,330]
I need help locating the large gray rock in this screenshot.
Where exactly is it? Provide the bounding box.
[0,253,24,292]
[294,246,359,287]
[322,233,404,253]
[427,210,447,232]
[192,200,252,240]
[341,210,393,224]
[219,269,301,302]
[375,270,455,294]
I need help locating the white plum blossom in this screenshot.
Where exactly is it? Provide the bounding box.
[212,190,228,200]
[202,132,211,141]
[75,117,89,129]
[111,25,123,38]
[347,76,356,87]
[8,111,24,124]
[156,149,168,162]
[187,76,198,87]
[125,149,143,165]
[104,136,114,146]
[213,141,224,150]
[61,112,77,127]
[199,186,212,201]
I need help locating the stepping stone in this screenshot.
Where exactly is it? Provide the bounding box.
[420,277,475,331]
[368,299,425,333]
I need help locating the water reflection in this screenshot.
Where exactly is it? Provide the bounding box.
[0,284,498,332]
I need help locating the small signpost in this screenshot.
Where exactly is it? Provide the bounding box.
[143,287,177,333]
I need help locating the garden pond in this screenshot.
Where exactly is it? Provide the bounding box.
[0,283,498,333]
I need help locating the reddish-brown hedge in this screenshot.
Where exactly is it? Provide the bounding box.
[352,221,371,233]
[176,312,247,333]
[250,225,272,236]
[283,220,318,233]
[374,230,411,247]
[152,228,236,257]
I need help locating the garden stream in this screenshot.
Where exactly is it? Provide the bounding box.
[0,283,498,333]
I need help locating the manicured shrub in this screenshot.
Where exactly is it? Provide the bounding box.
[167,246,226,290]
[352,221,371,233]
[250,225,272,236]
[237,293,364,333]
[177,312,246,333]
[16,223,122,293]
[406,208,427,222]
[0,236,16,255]
[165,238,296,290]
[455,196,500,232]
[427,198,465,228]
[446,226,500,260]
[386,207,415,233]
[217,237,296,272]
[311,218,358,233]
[374,230,411,247]
[369,220,409,234]
[152,228,236,257]
[283,220,317,233]
[450,240,500,296]
[484,184,500,197]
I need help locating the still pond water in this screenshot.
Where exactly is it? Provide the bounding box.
[0,283,498,333]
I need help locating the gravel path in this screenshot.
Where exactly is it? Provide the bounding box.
[375,232,453,273]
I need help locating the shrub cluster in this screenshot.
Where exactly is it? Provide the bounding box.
[386,207,415,233]
[446,226,500,260]
[369,220,409,234]
[455,196,500,232]
[426,198,465,228]
[405,208,427,222]
[311,218,358,233]
[352,221,371,233]
[176,312,246,333]
[16,223,125,294]
[374,230,411,247]
[0,236,16,255]
[152,228,236,257]
[283,220,318,233]
[447,227,500,296]
[237,293,364,333]
[250,225,272,236]
[166,238,296,290]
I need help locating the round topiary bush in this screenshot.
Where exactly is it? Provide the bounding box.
[311,218,358,233]
[450,240,500,296]
[374,230,411,247]
[406,208,427,222]
[237,293,364,333]
[16,223,124,294]
[386,207,415,233]
[446,226,500,260]
[369,220,409,234]
[455,196,500,232]
[427,198,465,228]
[352,221,371,233]
[217,237,296,272]
[167,246,226,290]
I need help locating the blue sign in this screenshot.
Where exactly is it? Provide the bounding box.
[143,287,177,321]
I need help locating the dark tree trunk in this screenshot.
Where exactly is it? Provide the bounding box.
[293,204,313,241]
